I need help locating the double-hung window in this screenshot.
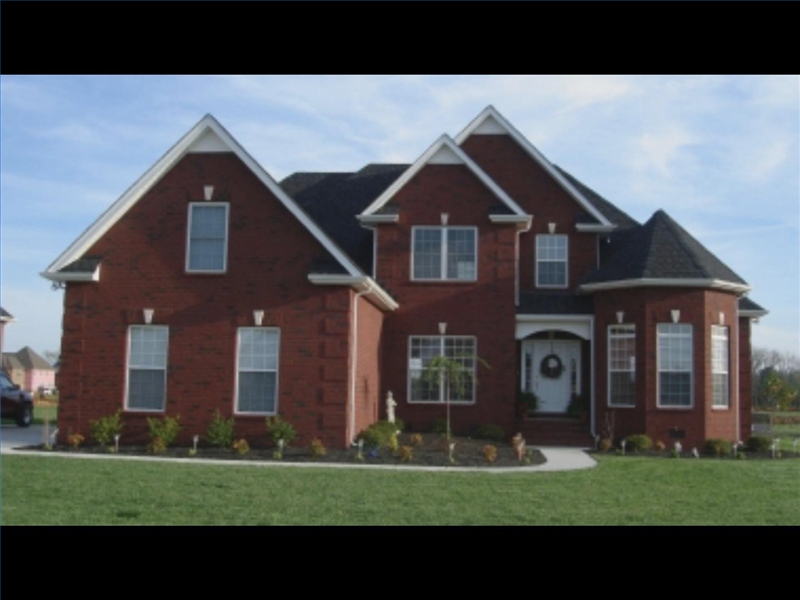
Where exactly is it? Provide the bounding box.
[536,234,568,287]
[711,325,729,408]
[236,328,280,414]
[126,325,168,411]
[187,203,229,272]
[412,227,477,281]
[608,324,636,407]
[408,336,476,403]
[657,323,693,408]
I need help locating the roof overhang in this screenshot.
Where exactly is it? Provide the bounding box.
[307,274,399,311]
[578,278,751,294]
[489,214,533,230]
[40,265,101,283]
[576,223,616,233]
[740,309,768,319]
[455,106,614,229]
[356,214,399,224]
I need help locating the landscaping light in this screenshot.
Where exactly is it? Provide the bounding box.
[772,438,779,459]
[114,434,120,453]
[50,428,59,447]
[794,439,799,454]
[620,439,627,455]
[674,441,682,453]
[204,185,214,201]
[193,435,199,452]
[691,447,699,458]
[448,442,456,464]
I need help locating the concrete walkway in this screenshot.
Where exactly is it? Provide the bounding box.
[0,425,597,473]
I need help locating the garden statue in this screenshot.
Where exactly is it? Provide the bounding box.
[386,391,397,423]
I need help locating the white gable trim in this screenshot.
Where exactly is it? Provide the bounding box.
[43,114,364,279]
[307,274,399,311]
[40,265,101,283]
[455,106,614,228]
[359,134,527,218]
[578,278,751,294]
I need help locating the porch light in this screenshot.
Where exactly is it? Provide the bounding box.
[439,322,447,335]
[616,311,624,324]
[670,310,680,323]
[441,213,449,225]
[253,310,264,326]
[204,185,214,201]
[143,308,154,324]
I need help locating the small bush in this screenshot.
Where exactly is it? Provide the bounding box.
[669,449,680,459]
[477,423,505,442]
[703,438,733,457]
[90,410,123,447]
[148,438,167,454]
[147,415,181,448]
[410,433,423,446]
[737,451,746,460]
[625,434,653,453]
[309,438,326,457]
[358,420,402,449]
[483,445,498,463]
[429,418,447,434]
[386,432,399,452]
[397,445,413,462]
[746,435,772,453]
[653,440,666,453]
[265,416,297,446]
[232,438,250,455]
[205,410,235,448]
[598,438,613,453]
[67,433,85,450]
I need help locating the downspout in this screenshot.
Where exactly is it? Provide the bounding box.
[350,285,372,445]
[734,303,740,443]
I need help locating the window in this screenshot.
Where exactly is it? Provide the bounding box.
[536,234,568,287]
[657,323,693,407]
[412,227,477,281]
[408,336,476,403]
[608,324,636,407]
[236,328,279,414]
[126,326,168,411]
[712,325,729,408]
[187,203,229,272]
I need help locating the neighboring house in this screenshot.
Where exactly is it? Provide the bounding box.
[0,307,14,357]
[2,346,56,394]
[41,106,767,449]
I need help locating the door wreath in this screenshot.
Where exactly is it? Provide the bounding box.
[540,354,564,379]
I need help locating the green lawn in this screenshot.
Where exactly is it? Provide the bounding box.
[2,454,798,525]
[0,403,58,426]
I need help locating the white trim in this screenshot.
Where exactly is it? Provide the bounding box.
[739,309,768,318]
[576,223,615,233]
[535,234,569,289]
[607,324,636,409]
[656,323,694,409]
[407,335,477,405]
[356,214,399,224]
[307,274,399,311]
[579,278,751,294]
[40,265,101,282]
[185,202,229,273]
[124,325,169,413]
[359,134,527,218]
[233,327,280,416]
[43,114,364,279]
[454,106,614,228]
[711,325,730,409]
[515,315,594,342]
[410,226,478,283]
[489,215,533,226]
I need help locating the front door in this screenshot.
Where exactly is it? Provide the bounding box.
[522,339,581,414]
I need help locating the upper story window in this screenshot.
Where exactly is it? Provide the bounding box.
[126,325,168,411]
[657,323,693,408]
[412,226,477,281]
[536,234,568,288]
[711,325,729,408]
[186,203,229,273]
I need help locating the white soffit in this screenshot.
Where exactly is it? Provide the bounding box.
[473,114,507,135]
[188,129,230,152]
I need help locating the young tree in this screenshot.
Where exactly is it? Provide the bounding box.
[421,354,489,440]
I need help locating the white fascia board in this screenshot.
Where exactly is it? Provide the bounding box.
[578,278,751,294]
[307,274,399,311]
[356,214,399,224]
[489,214,532,224]
[43,115,364,279]
[39,265,101,283]
[359,134,527,218]
[455,106,613,228]
[516,314,593,323]
[576,223,616,233]
[740,309,768,318]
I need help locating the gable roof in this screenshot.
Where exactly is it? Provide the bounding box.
[0,307,14,322]
[455,106,614,230]
[739,296,768,317]
[554,167,639,231]
[4,347,54,371]
[41,114,368,281]
[358,135,527,219]
[579,210,749,293]
[2,353,23,371]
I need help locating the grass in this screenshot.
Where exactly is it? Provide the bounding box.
[2,453,798,525]
[753,410,800,451]
[1,401,57,426]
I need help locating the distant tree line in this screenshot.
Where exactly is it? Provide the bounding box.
[752,348,800,411]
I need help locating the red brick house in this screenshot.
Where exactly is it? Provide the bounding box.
[42,106,767,449]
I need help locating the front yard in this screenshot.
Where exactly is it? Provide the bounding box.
[2,453,797,525]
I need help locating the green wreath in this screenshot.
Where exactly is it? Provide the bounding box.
[540,354,564,379]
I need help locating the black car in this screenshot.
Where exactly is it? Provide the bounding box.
[1,372,33,427]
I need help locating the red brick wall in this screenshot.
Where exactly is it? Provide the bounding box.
[352,293,384,441]
[57,152,360,449]
[460,134,598,292]
[374,164,518,435]
[738,317,753,441]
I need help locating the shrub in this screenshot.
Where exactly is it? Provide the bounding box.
[625,434,653,453]
[483,445,498,463]
[387,432,399,452]
[746,435,772,453]
[477,423,505,442]
[669,449,680,459]
[148,438,166,454]
[598,438,613,453]
[429,418,447,434]
[205,410,235,448]
[358,420,402,449]
[398,445,413,462]
[265,416,297,446]
[309,438,326,457]
[232,438,250,455]
[147,415,181,448]
[703,438,733,457]
[410,433,423,446]
[653,440,666,453]
[90,410,123,447]
[67,433,85,450]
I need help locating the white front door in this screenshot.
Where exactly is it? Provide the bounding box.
[522,339,581,414]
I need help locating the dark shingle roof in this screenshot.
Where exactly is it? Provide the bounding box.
[554,166,640,231]
[582,210,747,286]
[2,353,23,371]
[518,293,594,315]
[739,297,767,313]
[0,307,13,320]
[5,347,54,371]
[280,164,408,273]
[58,257,101,274]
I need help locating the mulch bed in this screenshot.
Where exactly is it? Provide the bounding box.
[28,432,548,469]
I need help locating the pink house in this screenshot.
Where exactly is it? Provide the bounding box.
[2,346,56,394]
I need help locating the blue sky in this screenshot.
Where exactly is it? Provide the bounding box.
[1,75,798,359]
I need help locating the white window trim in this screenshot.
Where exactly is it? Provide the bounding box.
[711,325,730,410]
[608,324,636,408]
[185,202,230,273]
[657,323,694,409]
[124,325,168,412]
[407,335,477,405]
[535,234,569,289]
[410,226,478,282]
[234,327,280,416]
